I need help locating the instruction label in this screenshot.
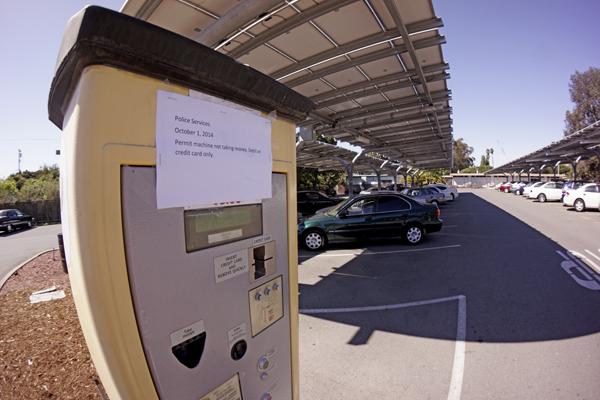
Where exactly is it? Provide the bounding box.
[227,323,248,345]
[214,250,248,283]
[199,374,242,400]
[156,90,272,209]
[170,320,205,347]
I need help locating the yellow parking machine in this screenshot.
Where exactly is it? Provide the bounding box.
[48,7,312,400]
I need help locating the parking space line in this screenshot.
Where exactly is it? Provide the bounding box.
[298,244,461,259]
[330,272,378,280]
[556,250,600,290]
[584,249,600,262]
[301,295,467,400]
[569,250,600,273]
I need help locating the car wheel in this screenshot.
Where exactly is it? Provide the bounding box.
[27,221,33,228]
[450,193,455,201]
[405,225,424,245]
[302,230,326,251]
[574,199,585,212]
[7,225,13,233]
[504,188,509,193]
[538,193,546,203]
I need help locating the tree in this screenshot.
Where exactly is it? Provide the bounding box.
[0,165,60,203]
[452,138,475,172]
[564,67,600,135]
[563,67,600,181]
[0,179,18,203]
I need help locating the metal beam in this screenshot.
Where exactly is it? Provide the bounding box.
[193,0,283,48]
[316,80,452,113]
[321,89,450,120]
[369,124,452,140]
[227,0,356,59]
[327,96,449,128]
[384,0,444,144]
[377,123,452,136]
[316,109,452,135]
[283,35,446,87]
[309,63,449,103]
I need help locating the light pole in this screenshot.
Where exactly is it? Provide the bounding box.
[18,149,22,172]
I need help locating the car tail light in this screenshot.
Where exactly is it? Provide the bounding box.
[435,208,441,219]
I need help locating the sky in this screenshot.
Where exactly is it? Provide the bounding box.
[433,0,600,167]
[0,0,599,178]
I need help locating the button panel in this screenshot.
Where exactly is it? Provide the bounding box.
[248,276,284,336]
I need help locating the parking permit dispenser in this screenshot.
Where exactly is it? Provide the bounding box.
[48,7,312,400]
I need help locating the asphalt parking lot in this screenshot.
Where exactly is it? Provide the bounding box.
[298,190,600,400]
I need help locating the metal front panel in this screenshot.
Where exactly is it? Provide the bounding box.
[122,166,291,400]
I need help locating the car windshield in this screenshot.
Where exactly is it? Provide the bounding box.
[326,198,351,215]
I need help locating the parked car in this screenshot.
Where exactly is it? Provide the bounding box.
[297,191,344,216]
[400,187,441,206]
[427,186,448,204]
[563,183,600,212]
[0,209,35,232]
[425,184,459,201]
[521,181,544,196]
[528,181,564,202]
[298,193,442,250]
[561,181,588,200]
[384,183,405,191]
[510,182,527,193]
[360,185,393,194]
[498,182,514,193]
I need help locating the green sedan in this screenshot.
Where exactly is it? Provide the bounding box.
[298,193,442,250]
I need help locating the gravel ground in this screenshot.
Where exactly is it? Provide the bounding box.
[0,252,105,399]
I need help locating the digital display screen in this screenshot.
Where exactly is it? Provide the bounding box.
[184,204,263,252]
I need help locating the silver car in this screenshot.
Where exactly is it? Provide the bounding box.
[400,187,442,206]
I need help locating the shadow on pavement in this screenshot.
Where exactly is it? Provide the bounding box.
[298,193,600,344]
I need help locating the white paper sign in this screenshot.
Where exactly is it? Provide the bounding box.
[156,91,272,209]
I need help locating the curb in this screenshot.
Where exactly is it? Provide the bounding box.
[0,248,59,291]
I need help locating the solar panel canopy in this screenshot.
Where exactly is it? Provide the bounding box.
[122,0,453,169]
[487,121,600,175]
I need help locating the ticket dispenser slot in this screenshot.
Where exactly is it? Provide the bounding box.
[251,241,276,281]
[171,333,206,369]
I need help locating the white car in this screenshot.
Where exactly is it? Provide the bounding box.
[528,181,564,202]
[425,184,459,201]
[563,183,600,212]
[523,181,544,197]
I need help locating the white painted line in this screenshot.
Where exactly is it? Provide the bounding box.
[584,249,600,262]
[556,250,570,261]
[330,272,378,280]
[447,295,466,400]
[300,295,463,314]
[556,250,600,290]
[558,250,598,276]
[299,244,461,259]
[301,295,467,400]
[569,250,600,273]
